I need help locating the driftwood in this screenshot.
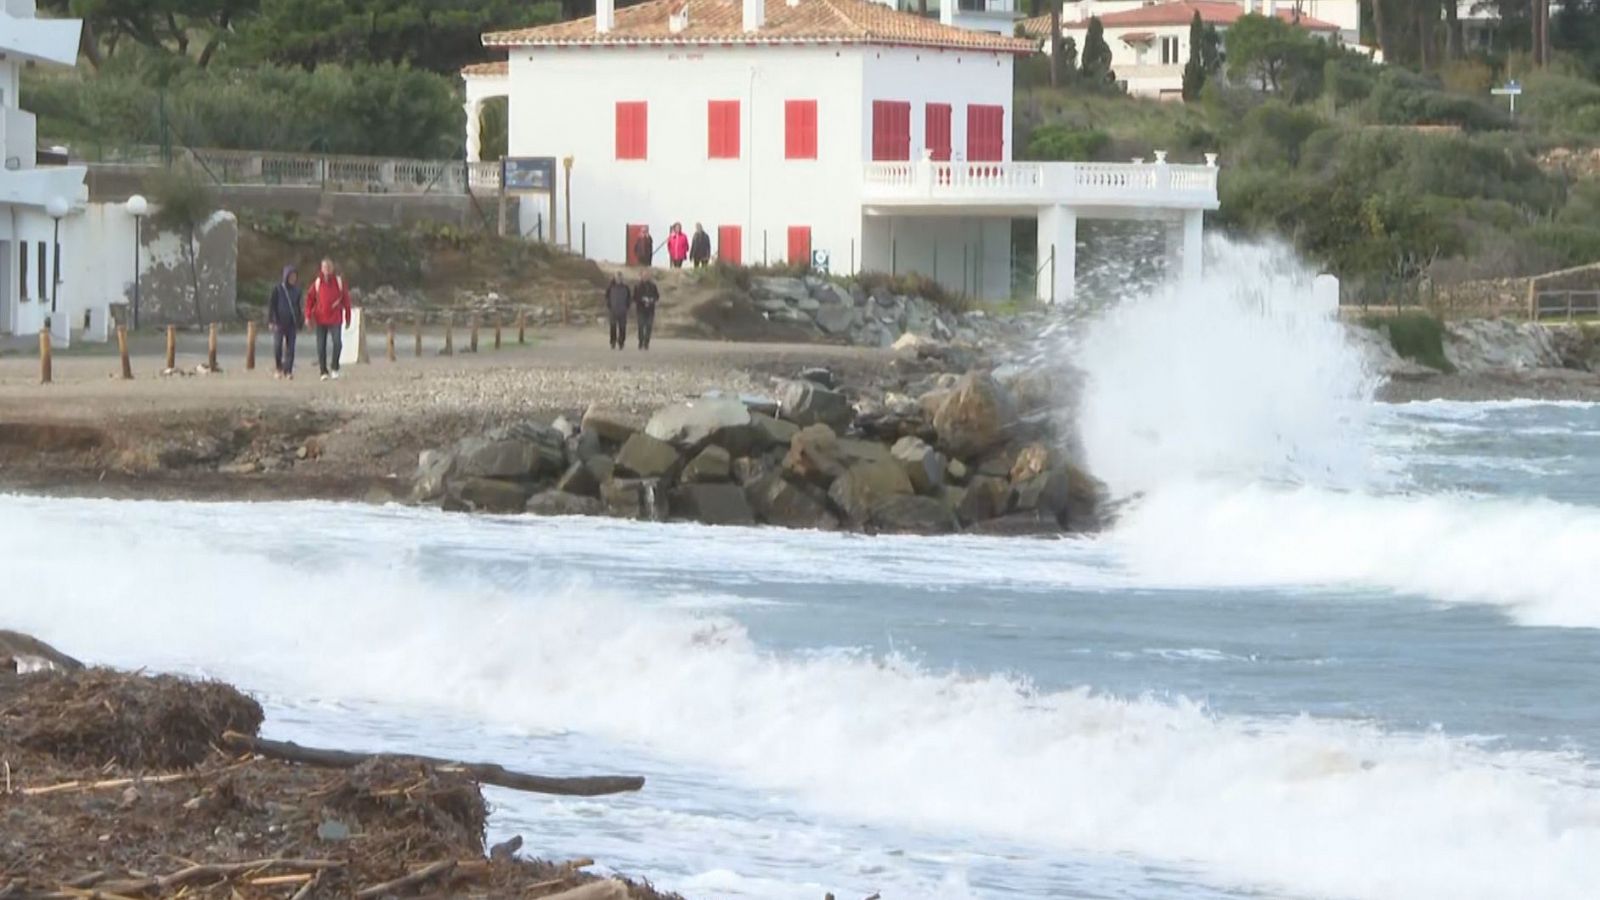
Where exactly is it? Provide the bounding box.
[87,859,343,895]
[221,732,645,797]
[354,859,456,899]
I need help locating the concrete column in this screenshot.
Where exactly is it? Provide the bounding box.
[1036,205,1076,304]
[464,100,483,163]
[1182,209,1204,285]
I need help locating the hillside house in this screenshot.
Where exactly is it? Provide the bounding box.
[468,0,1219,303]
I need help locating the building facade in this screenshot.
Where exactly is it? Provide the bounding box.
[473,0,1219,302]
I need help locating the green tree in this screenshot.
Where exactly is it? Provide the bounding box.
[150,166,218,323]
[1024,125,1110,160]
[1181,12,1221,101]
[1225,14,1329,102]
[1080,16,1115,83]
[40,0,259,68]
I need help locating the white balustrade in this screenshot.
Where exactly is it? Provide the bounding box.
[862,158,1217,209]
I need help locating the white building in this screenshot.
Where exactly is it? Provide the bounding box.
[469,0,1219,303]
[1025,0,1341,99]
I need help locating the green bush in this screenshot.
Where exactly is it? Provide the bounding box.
[1365,70,1510,130]
[1366,312,1456,372]
[1236,101,1325,167]
[1024,124,1111,161]
[1516,223,1600,269]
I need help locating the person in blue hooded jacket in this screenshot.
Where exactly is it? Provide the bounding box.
[266,265,303,379]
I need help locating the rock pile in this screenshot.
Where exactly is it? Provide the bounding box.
[415,366,1104,536]
[749,276,1034,348]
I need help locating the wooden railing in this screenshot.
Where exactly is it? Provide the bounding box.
[1533,290,1600,320]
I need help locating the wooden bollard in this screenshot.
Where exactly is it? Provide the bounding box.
[207,323,219,371]
[165,325,177,370]
[245,321,257,370]
[356,314,370,364]
[414,317,423,358]
[117,326,133,380]
[494,316,502,351]
[469,317,479,353]
[517,311,526,345]
[561,293,570,326]
[387,319,397,362]
[443,319,454,356]
[38,328,51,385]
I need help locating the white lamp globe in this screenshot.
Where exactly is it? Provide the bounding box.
[126,194,149,217]
[46,196,70,219]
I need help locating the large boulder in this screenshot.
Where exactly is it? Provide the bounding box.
[455,477,532,514]
[413,448,455,501]
[870,495,958,535]
[0,630,84,673]
[754,276,811,304]
[682,445,733,483]
[750,413,799,449]
[815,304,855,336]
[777,379,852,431]
[827,459,914,526]
[670,483,756,526]
[601,478,667,520]
[555,456,614,497]
[615,433,681,479]
[931,373,1015,459]
[1011,470,1071,519]
[489,423,567,476]
[732,455,774,486]
[782,424,846,485]
[526,490,605,517]
[645,397,753,452]
[891,436,945,495]
[956,475,1011,525]
[1010,442,1052,484]
[1062,463,1109,533]
[581,404,645,444]
[455,437,539,480]
[747,473,837,530]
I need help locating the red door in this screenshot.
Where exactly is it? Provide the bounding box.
[626,224,649,266]
[717,226,742,265]
[787,226,812,268]
[926,103,952,162]
[966,105,1005,162]
[871,100,911,161]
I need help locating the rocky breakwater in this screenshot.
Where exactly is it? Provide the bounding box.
[413,366,1104,536]
[750,275,1035,348]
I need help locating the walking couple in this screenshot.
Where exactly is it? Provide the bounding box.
[265,258,353,381]
[605,270,660,351]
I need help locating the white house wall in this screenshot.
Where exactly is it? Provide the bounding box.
[862,47,1015,164]
[862,214,1011,298]
[507,44,866,270]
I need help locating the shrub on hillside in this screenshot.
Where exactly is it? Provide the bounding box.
[1235,101,1326,167]
[1024,125,1111,161]
[1366,312,1455,372]
[1365,69,1510,130]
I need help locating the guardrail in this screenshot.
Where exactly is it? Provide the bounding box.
[1533,289,1600,320]
[80,146,504,195]
[862,156,1218,209]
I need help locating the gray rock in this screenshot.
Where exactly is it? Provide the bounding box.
[870,495,958,534]
[891,436,945,495]
[838,437,894,465]
[757,298,790,314]
[526,490,605,517]
[798,367,837,389]
[819,283,854,307]
[489,423,567,476]
[796,297,821,313]
[550,415,578,440]
[731,455,773,486]
[555,456,613,497]
[413,448,455,501]
[572,429,605,463]
[645,397,753,451]
[456,477,532,514]
[670,482,756,526]
[601,478,667,520]
[615,432,681,479]
[932,373,1016,459]
[827,459,914,526]
[956,475,1011,524]
[783,423,846,485]
[748,473,837,530]
[778,379,852,431]
[754,276,811,303]
[682,445,733,483]
[455,437,538,480]
[1011,470,1070,519]
[977,447,1017,479]
[946,458,971,484]
[815,305,854,335]
[0,630,84,672]
[582,404,645,444]
[750,413,800,449]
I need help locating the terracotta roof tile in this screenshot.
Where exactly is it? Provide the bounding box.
[485,0,1036,53]
[1022,1,1339,34]
[461,60,509,77]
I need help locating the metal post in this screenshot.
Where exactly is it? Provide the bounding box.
[962,246,968,299]
[850,239,855,275]
[50,217,61,314]
[582,223,587,258]
[132,215,142,330]
[891,240,897,277]
[563,157,574,251]
[1049,245,1057,305]
[763,231,768,267]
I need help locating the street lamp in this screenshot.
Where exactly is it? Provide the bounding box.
[45,196,69,317]
[126,194,148,330]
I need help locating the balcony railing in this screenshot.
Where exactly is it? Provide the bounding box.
[862,156,1219,209]
[75,145,505,195]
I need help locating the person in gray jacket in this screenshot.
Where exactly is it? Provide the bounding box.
[605,272,632,350]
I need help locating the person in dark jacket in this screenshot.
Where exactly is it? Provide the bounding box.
[604,272,632,350]
[633,270,660,351]
[266,265,303,379]
[632,226,654,268]
[689,223,711,268]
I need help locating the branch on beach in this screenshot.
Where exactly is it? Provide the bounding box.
[220,731,645,797]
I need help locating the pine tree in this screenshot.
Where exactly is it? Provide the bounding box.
[1080,16,1114,83]
[1182,11,1207,101]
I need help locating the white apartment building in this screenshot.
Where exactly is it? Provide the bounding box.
[469,0,1219,303]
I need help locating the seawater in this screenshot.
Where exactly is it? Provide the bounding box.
[4,242,1600,900]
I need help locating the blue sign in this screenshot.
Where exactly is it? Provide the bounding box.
[502,157,557,192]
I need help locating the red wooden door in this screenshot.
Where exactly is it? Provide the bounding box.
[787,226,812,268]
[871,100,911,161]
[626,224,649,266]
[966,105,1005,162]
[717,226,742,265]
[925,103,952,162]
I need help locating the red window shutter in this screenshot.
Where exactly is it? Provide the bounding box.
[925,103,952,162]
[709,100,740,159]
[615,102,647,160]
[871,100,911,161]
[785,100,817,160]
[787,226,812,267]
[717,226,742,265]
[966,105,1004,162]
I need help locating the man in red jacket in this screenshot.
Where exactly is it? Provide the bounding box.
[305,258,352,381]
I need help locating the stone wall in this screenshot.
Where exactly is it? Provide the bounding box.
[1425,261,1600,319]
